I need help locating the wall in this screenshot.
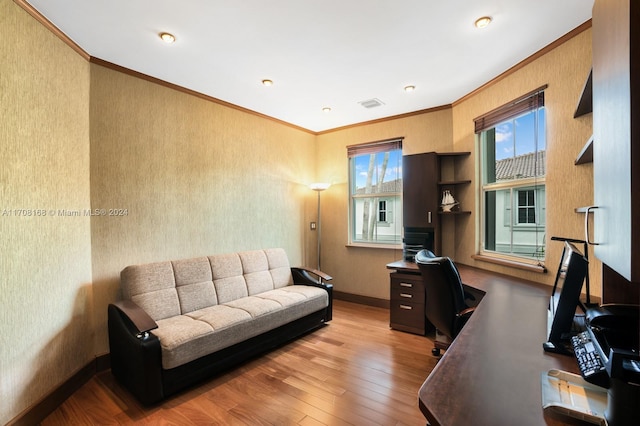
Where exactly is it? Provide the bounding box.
[0,1,92,424]
[315,110,454,300]
[451,28,599,293]
[89,65,318,355]
[316,28,599,300]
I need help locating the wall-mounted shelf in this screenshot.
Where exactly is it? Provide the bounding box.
[437,152,471,219]
[573,69,593,165]
[575,135,594,165]
[574,69,593,118]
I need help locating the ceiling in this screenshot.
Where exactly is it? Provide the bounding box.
[26,0,593,133]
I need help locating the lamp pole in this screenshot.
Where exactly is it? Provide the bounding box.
[310,183,330,271]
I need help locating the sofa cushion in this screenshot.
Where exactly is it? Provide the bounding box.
[209,253,249,303]
[151,285,328,369]
[212,275,248,304]
[172,257,218,313]
[265,248,293,288]
[121,261,180,321]
[224,296,282,317]
[122,249,298,320]
[238,250,274,295]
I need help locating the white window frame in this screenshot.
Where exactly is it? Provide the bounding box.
[476,88,547,264]
[347,138,403,248]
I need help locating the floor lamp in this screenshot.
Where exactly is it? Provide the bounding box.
[310,183,330,271]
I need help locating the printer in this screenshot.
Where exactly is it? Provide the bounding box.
[581,304,640,426]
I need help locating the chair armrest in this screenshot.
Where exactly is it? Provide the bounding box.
[453,306,476,338]
[457,307,476,318]
[462,284,486,308]
[111,300,158,336]
[291,266,333,284]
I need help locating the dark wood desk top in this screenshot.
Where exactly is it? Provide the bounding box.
[386,259,419,273]
[387,261,582,426]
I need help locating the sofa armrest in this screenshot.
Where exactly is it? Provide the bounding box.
[108,302,163,404]
[291,266,332,284]
[111,300,158,336]
[291,267,333,322]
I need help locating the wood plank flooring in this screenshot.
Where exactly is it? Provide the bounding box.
[41,300,437,425]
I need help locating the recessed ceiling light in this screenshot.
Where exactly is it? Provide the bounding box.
[404,85,416,92]
[474,16,492,28]
[262,79,273,86]
[159,32,176,43]
[322,107,332,113]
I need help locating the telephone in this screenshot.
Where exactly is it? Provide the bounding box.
[585,304,639,384]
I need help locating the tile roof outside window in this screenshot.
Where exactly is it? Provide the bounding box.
[495,151,546,181]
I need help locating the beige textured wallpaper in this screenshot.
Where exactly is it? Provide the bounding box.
[0,1,92,423]
[315,110,454,300]
[315,28,597,299]
[451,29,598,293]
[89,65,318,354]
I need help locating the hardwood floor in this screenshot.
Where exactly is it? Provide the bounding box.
[42,300,437,425]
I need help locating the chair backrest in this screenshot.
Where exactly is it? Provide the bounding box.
[415,251,468,339]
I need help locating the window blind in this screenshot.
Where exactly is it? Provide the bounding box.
[347,137,403,157]
[473,85,547,134]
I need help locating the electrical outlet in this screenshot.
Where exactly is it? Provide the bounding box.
[310,222,317,230]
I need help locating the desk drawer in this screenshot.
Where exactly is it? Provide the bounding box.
[390,275,424,301]
[390,300,425,334]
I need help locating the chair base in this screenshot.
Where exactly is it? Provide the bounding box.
[431,329,452,357]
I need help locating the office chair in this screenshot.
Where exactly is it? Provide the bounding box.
[415,250,476,356]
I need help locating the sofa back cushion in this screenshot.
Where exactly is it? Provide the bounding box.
[120,248,294,321]
[239,250,274,296]
[121,261,180,321]
[265,248,294,289]
[172,257,217,313]
[209,252,248,304]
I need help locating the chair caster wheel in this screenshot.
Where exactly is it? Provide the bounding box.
[432,348,441,356]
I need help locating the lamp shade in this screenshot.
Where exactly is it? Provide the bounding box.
[309,182,331,191]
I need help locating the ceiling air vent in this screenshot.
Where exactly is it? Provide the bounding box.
[358,98,385,109]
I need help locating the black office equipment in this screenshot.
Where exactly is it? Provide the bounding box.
[571,330,609,388]
[543,241,589,354]
[583,304,640,426]
[403,227,434,261]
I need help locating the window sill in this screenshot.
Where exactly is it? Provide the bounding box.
[346,242,402,250]
[471,254,547,274]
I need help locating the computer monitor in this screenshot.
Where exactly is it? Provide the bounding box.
[543,241,589,354]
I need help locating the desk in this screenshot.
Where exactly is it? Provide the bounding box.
[386,261,582,426]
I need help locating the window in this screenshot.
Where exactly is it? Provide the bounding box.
[517,189,536,224]
[348,138,403,246]
[476,87,546,262]
[378,200,388,223]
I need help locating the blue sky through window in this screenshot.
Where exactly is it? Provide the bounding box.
[353,150,402,189]
[495,108,546,160]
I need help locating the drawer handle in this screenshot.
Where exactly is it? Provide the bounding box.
[400,305,412,310]
[400,293,413,298]
[400,283,413,288]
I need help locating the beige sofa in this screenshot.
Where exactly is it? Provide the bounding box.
[108,248,332,404]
